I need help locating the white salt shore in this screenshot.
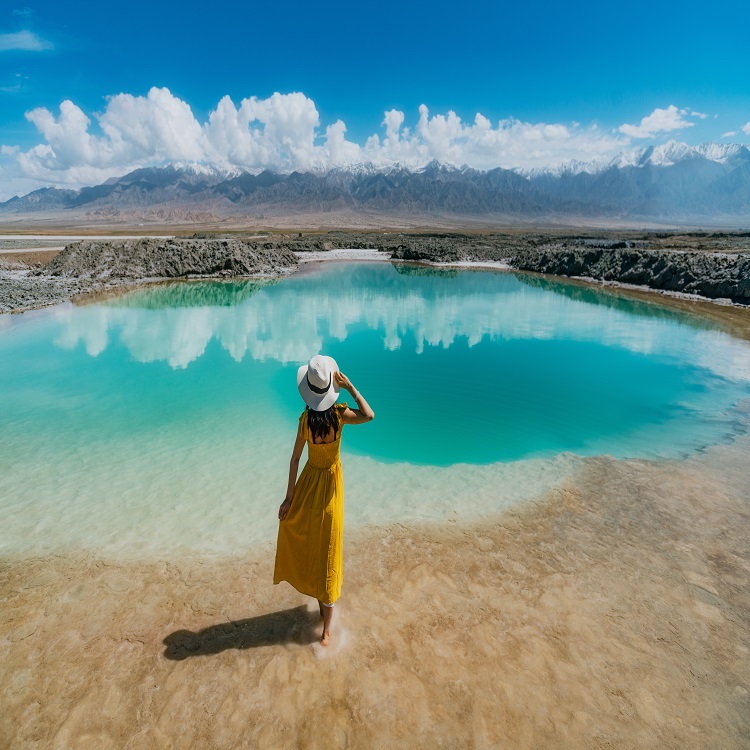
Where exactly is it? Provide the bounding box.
[295,248,512,271]
[296,248,392,262]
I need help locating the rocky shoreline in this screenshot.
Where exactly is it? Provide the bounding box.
[298,231,750,305]
[0,238,298,313]
[1,231,749,313]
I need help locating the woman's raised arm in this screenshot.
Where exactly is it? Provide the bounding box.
[334,371,375,424]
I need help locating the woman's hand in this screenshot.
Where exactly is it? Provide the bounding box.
[278,497,292,521]
[334,371,355,393]
[336,370,375,423]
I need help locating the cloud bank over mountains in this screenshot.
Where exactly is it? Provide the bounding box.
[1,86,743,198]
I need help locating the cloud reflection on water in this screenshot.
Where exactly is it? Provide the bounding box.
[52,263,750,384]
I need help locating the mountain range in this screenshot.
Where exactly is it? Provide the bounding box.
[2,141,749,225]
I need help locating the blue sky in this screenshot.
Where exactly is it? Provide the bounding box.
[1,0,749,197]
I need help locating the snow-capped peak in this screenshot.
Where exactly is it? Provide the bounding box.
[326,162,382,177]
[418,159,459,174]
[520,157,611,178]
[646,140,695,167]
[173,162,246,179]
[520,141,750,179]
[692,142,746,164]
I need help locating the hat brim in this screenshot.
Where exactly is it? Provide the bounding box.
[297,356,340,411]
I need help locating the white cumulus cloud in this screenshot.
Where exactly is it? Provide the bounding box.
[619,105,695,139]
[3,90,717,199]
[0,29,52,52]
[0,87,633,196]
[743,122,750,136]
[202,91,322,170]
[362,105,625,172]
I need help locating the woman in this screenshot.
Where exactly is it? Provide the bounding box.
[273,354,375,646]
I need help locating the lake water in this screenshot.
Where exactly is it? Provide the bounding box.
[2,261,750,558]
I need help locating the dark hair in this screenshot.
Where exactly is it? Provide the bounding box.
[307,404,340,442]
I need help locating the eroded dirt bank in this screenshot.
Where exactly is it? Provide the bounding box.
[0,238,298,313]
[2,230,750,313]
[40,238,298,280]
[2,443,749,749]
[334,232,750,305]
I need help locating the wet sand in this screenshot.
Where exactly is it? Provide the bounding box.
[2,437,749,749]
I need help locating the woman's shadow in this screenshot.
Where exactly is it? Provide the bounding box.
[163,605,318,660]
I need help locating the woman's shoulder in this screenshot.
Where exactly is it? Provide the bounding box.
[298,408,309,435]
[335,402,349,414]
[297,409,310,440]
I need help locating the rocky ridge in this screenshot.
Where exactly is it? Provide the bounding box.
[1,232,749,313]
[507,246,750,304]
[40,238,298,280]
[341,233,750,304]
[0,238,297,313]
[277,231,750,304]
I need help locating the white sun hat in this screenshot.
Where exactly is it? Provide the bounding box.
[297,355,340,411]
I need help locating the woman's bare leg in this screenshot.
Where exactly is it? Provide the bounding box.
[320,602,334,645]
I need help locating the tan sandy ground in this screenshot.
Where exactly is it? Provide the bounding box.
[0,249,62,266]
[1,439,749,749]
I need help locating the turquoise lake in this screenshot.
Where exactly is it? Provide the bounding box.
[2,261,750,557]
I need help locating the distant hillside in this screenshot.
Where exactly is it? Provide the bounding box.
[2,142,749,225]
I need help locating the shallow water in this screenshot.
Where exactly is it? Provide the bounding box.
[2,262,750,557]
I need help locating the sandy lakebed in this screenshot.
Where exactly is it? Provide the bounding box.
[1,246,750,749]
[2,434,749,749]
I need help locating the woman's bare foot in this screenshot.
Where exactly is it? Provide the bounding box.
[320,629,331,646]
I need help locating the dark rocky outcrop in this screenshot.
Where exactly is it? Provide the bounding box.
[1,238,298,313]
[345,232,750,304]
[507,247,750,304]
[39,238,298,280]
[0,274,94,313]
[3,231,749,313]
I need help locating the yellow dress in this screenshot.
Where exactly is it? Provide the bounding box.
[273,403,347,605]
